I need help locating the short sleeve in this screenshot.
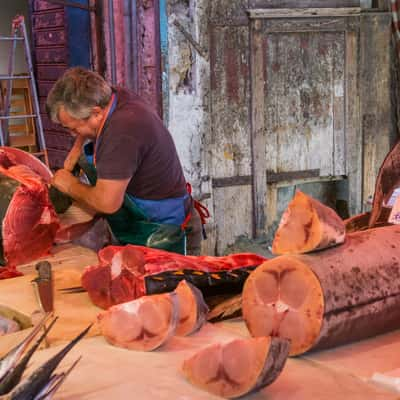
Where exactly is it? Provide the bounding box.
[95,115,145,180]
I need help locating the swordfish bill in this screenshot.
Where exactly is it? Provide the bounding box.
[0,317,58,395]
[31,356,82,400]
[3,324,91,400]
[0,314,50,383]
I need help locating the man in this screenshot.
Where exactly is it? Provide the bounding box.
[46,67,204,254]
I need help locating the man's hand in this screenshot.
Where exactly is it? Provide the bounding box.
[51,168,80,195]
[51,169,129,214]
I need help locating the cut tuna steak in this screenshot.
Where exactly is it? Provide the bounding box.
[0,148,59,270]
[182,336,290,398]
[174,280,208,336]
[98,292,179,351]
[82,244,266,309]
[272,190,345,255]
[97,281,208,352]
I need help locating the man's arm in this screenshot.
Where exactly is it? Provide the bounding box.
[51,169,130,214]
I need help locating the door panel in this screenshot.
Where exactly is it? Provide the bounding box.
[264,31,346,176]
[210,26,252,178]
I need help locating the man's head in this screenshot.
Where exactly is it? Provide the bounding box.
[46,67,112,138]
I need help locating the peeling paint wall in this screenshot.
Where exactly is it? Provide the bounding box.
[166,0,210,197]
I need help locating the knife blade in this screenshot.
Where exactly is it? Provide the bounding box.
[31,261,54,313]
[58,286,86,294]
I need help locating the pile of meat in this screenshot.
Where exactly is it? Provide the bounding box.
[0,147,59,278]
[97,278,290,398]
[81,244,267,309]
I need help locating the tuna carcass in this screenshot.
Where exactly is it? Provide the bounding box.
[0,147,59,276]
[81,244,267,309]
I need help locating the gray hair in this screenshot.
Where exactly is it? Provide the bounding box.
[46,67,112,123]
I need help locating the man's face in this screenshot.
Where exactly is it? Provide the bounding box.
[58,106,104,139]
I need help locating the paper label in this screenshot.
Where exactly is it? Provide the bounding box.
[389,195,400,224]
[385,187,400,208]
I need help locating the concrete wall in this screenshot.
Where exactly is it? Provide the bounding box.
[0,1,30,75]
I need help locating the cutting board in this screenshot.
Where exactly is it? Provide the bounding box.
[0,243,100,351]
[20,323,399,400]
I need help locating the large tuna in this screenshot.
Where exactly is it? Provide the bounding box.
[0,147,59,275]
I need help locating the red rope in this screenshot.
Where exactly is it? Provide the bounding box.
[181,183,210,239]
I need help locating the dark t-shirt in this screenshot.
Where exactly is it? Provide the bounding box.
[95,88,187,200]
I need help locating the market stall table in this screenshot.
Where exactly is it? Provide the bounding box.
[1,244,400,399]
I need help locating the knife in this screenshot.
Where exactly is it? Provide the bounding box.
[31,261,54,313]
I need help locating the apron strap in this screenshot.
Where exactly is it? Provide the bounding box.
[181,183,210,239]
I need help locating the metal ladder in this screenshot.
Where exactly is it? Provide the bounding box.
[0,15,48,167]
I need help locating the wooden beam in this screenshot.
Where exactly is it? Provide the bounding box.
[345,25,362,215]
[211,170,344,188]
[250,19,267,237]
[247,8,361,19]
[249,0,361,8]
[267,169,320,184]
[212,176,252,188]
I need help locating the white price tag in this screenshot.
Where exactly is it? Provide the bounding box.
[385,187,400,208]
[389,195,400,224]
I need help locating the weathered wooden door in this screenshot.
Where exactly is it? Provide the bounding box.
[207,3,392,255]
[249,8,361,236]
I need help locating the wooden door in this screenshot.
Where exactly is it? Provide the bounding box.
[207,3,392,255]
[249,9,361,235]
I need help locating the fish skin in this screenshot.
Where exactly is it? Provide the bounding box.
[6,324,91,400]
[0,318,58,395]
[0,314,50,383]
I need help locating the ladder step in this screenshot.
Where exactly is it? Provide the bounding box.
[0,114,37,120]
[0,75,30,80]
[0,36,24,41]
